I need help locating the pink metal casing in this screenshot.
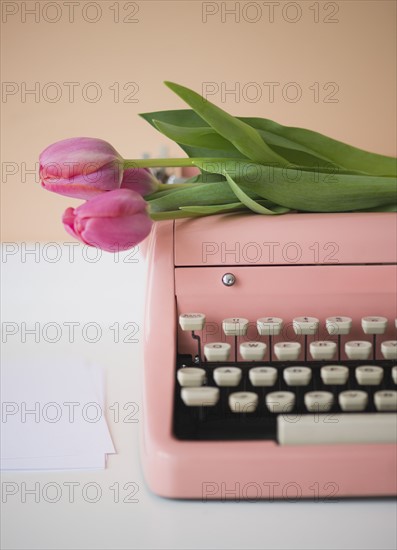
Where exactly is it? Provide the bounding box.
[141,213,397,499]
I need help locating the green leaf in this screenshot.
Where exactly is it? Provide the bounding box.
[179,200,289,216]
[179,202,247,215]
[141,109,325,165]
[140,109,229,160]
[150,119,359,176]
[224,173,290,215]
[192,159,397,212]
[147,180,263,213]
[151,119,341,170]
[145,182,213,201]
[183,172,225,184]
[140,108,204,129]
[242,117,397,177]
[164,81,289,166]
[152,119,240,154]
[140,107,396,176]
[140,109,317,158]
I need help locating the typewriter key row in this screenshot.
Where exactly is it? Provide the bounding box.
[179,314,397,336]
[179,314,397,363]
[202,340,397,361]
[178,365,397,388]
[180,387,397,413]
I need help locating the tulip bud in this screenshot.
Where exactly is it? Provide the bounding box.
[40,137,123,200]
[62,189,153,252]
[121,167,160,196]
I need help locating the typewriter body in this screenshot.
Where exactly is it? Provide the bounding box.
[142,212,397,499]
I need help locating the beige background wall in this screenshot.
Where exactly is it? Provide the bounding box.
[1,0,396,242]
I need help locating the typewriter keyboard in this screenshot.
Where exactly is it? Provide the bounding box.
[174,315,397,444]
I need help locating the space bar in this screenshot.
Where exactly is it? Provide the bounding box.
[277,413,397,445]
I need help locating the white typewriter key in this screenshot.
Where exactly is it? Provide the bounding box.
[257,317,283,336]
[304,391,334,412]
[320,365,349,385]
[222,317,249,336]
[293,317,319,336]
[339,391,368,412]
[213,367,242,387]
[181,387,219,407]
[266,391,295,413]
[239,341,267,361]
[355,365,384,385]
[393,366,397,384]
[274,342,301,361]
[326,316,352,335]
[249,367,278,387]
[179,313,206,331]
[283,366,312,386]
[229,392,258,413]
[345,341,372,360]
[361,316,388,335]
[204,342,231,362]
[381,341,397,360]
[309,341,337,360]
[374,390,397,412]
[177,367,206,387]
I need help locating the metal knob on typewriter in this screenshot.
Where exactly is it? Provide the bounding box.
[222,273,236,286]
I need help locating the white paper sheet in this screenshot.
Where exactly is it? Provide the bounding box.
[0,359,115,470]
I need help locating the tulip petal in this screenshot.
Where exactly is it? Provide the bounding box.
[82,161,123,190]
[75,189,148,219]
[39,137,122,179]
[42,178,106,200]
[121,167,159,196]
[62,207,84,243]
[42,159,124,197]
[81,213,153,252]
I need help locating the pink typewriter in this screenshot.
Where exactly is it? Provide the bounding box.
[142,212,397,499]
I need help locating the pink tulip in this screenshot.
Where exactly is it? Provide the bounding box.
[121,167,160,196]
[40,137,123,200]
[62,189,153,252]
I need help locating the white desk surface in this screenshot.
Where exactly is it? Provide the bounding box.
[1,245,396,550]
